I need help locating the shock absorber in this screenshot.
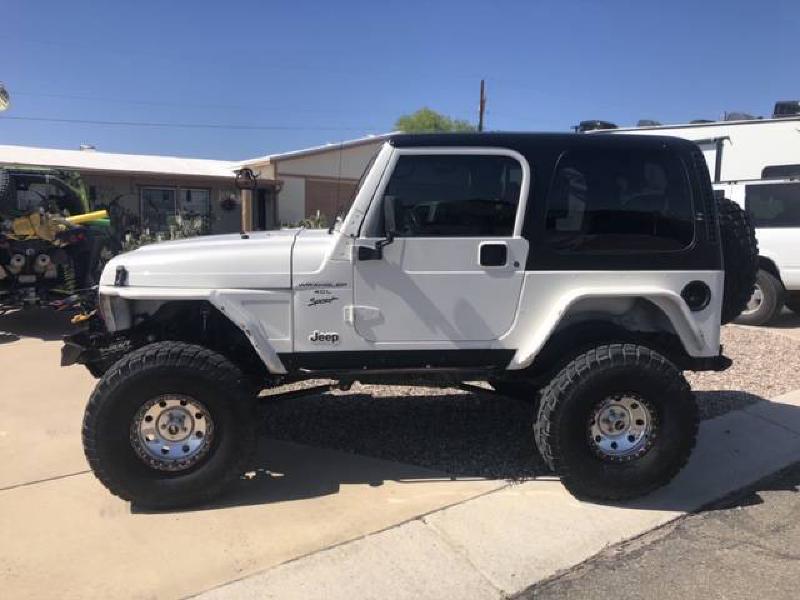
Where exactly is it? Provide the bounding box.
[62,261,77,294]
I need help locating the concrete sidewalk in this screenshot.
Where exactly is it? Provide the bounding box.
[198,390,800,600]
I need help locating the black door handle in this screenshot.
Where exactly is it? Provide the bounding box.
[479,243,508,267]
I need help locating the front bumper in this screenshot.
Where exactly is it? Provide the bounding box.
[60,308,129,368]
[61,330,97,367]
[61,337,87,367]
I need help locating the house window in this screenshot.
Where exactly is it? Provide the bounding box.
[179,188,211,218]
[140,187,211,234]
[140,187,176,232]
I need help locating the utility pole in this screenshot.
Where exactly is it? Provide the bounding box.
[478,79,486,132]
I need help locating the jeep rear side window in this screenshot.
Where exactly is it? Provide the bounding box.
[383,154,522,237]
[545,149,694,252]
[745,182,800,227]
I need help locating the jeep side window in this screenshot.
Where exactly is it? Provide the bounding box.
[545,149,694,252]
[382,154,522,237]
[745,182,800,227]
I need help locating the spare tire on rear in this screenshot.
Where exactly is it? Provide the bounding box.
[717,195,758,324]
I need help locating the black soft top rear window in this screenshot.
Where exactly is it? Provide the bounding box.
[544,147,694,253]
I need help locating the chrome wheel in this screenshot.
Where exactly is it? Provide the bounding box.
[588,394,656,461]
[743,284,764,315]
[131,395,214,471]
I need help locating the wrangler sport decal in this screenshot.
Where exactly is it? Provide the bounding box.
[308,296,338,307]
[307,289,339,307]
[297,281,347,289]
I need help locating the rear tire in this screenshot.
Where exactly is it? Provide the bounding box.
[82,341,257,509]
[534,344,697,501]
[735,269,783,326]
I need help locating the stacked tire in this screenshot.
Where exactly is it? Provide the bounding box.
[716,196,760,325]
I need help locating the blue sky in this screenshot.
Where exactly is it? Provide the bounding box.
[1,0,797,160]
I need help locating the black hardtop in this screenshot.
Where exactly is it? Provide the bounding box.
[390,131,717,272]
[389,131,700,155]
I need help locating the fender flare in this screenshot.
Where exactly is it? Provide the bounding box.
[98,286,289,375]
[208,290,288,375]
[507,288,709,370]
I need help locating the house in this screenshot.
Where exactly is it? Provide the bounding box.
[0,133,392,235]
[240,133,391,227]
[0,144,273,235]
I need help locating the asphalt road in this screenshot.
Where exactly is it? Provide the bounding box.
[522,462,800,600]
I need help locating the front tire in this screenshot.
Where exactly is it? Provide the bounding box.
[534,344,697,501]
[82,341,257,509]
[736,269,784,326]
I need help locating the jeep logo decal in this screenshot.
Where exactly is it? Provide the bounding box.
[308,330,340,344]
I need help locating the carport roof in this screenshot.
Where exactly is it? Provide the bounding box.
[0,144,238,178]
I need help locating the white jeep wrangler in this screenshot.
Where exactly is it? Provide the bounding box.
[63,133,757,509]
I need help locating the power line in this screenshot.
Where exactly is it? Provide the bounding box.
[0,115,378,132]
[13,90,372,115]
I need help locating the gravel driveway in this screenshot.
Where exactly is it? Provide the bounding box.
[262,325,800,479]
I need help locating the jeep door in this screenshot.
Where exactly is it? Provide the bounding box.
[352,148,530,343]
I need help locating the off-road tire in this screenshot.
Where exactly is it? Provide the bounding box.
[534,344,698,501]
[736,269,784,326]
[717,196,758,324]
[82,341,257,509]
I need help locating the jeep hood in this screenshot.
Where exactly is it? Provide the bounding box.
[100,229,333,289]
